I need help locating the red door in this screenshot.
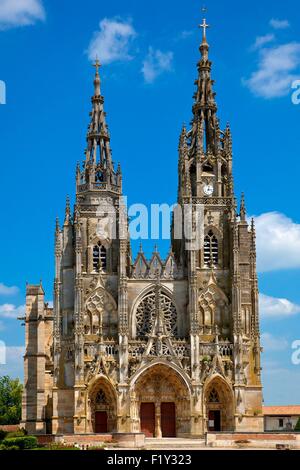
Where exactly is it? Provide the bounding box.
[208,410,221,431]
[95,411,108,433]
[140,403,155,437]
[161,402,176,437]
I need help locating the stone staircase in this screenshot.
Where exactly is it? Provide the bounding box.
[144,438,206,450]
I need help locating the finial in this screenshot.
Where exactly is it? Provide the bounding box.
[154,244,158,253]
[64,196,71,225]
[240,193,246,222]
[93,58,101,96]
[55,216,60,234]
[251,218,256,240]
[139,241,143,253]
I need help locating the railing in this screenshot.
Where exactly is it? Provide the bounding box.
[78,182,121,193]
[128,342,147,358]
[84,342,118,359]
[105,343,118,357]
[182,197,233,206]
[200,342,233,358]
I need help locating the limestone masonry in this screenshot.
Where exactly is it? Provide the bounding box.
[21,18,264,437]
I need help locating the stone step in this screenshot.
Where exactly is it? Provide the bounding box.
[144,438,206,449]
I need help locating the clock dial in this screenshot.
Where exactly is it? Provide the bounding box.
[203,184,214,196]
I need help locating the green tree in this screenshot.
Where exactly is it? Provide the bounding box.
[0,376,23,425]
[295,417,300,432]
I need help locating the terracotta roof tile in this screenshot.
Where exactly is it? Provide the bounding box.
[263,406,300,416]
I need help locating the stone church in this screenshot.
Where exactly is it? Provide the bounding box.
[21,18,264,437]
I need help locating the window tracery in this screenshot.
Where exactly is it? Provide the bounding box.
[95,389,107,404]
[135,291,177,339]
[204,230,218,266]
[208,388,220,403]
[93,242,107,272]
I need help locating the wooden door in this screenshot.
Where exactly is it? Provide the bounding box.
[95,411,108,433]
[140,403,155,437]
[161,402,176,437]
[208,410,221,431]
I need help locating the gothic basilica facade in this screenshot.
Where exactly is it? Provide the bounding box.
[22,19,263,437]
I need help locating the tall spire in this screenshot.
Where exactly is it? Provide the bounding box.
[85,59,112,167]
[192,9,218,155]
[77,61,121,195]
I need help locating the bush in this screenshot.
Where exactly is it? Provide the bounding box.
[6,429,27,438]
[2,436,38,450]
[295,418,300,432]
[0,444,19,451]
[0,429,7,441]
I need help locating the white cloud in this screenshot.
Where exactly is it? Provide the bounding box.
[0,283,19,296]
[270,18,290,30]
[0,0,45,30]
[142,47,173,84]
[180,30,194,39]
[261,332,289,351]
[244,42,300,98]
[260,294,300,318]
[87,17,137,64]
[0,303,25,319]
[251,34,275,51]
[0,346,24,379]
[254,212,300,272]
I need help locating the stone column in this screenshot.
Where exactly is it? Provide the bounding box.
[155,402,162,438]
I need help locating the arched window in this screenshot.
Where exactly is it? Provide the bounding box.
[208,388,220,403]
[204,230,218,267]
[93,242,107,272]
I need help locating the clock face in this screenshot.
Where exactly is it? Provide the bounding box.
[204,184,214,196]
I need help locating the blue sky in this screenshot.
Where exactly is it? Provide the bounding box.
[0,0,300,405]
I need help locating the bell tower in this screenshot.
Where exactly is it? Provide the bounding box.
[173,13,263,432]
[52,61,129,434]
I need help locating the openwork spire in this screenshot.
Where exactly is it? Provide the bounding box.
[86,60,113,168]
[77,60,121,194]
[176,13,235,202]
[191,11,218,155]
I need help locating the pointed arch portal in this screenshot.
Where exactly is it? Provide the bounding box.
[204,376,234,432]
[133,364,191,437]
[89,378,117,433]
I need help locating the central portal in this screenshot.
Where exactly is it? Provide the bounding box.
[134,364,191,437]
[140,402,176,438]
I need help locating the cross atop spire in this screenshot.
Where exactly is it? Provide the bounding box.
[93,58,101,74]
[199,15,210,43]
[92,58,101,97]
[93,56,101,72]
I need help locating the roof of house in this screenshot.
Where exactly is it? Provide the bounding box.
[0,424,20,432]
[263,406,300,416]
